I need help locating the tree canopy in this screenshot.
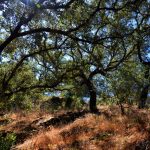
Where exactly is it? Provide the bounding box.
[0,0,150,112]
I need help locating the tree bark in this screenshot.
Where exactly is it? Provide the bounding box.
[79,71,98,112]
[117,101,125,115]
[89,90,98,113]
[84,80,98,112]
[138,67,149,109]
[138,85,149,109]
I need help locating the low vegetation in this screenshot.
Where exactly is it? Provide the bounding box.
[0,132,16,150]
[0,105,150,150]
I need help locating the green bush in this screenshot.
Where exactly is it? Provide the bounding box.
[0,132,16,150]
[40,96,64,112]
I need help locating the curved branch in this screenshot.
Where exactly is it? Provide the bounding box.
[0,13,35,54]
[20,0,76,10]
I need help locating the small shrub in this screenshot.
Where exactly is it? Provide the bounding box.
[40,96,64,112]
[0,132,16,150]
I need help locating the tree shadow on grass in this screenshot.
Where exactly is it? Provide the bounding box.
[124,139,150,150]
[40,110,90,128]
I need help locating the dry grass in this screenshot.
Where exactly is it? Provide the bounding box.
[1,105,150,150]
[0,111,53,133]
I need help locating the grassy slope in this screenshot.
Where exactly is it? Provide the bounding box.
[1,105,150,150]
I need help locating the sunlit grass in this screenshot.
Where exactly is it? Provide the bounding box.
[1,105,150,150]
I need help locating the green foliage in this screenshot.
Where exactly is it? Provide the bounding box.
[0,133,16,150]
[98,96,118,106]
[0,61,43,110]
[40,96,64,112]
[107,62,144,105]
[73,97,88,110]
[0,91,43,111]
[0,0,149,111]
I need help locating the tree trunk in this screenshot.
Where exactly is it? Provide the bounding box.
[79,71,98,113]
[89,90,98,113]
[138,85,149,109]
[138,67,149,109]
[117,101,125,115]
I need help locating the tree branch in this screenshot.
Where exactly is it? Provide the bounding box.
[137,40,150,66]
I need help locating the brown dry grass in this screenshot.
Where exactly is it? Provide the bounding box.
[0,111,53,133]
[1,105,150,150]
[10,106,150,150]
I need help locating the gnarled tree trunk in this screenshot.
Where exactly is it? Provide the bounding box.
[79,71,99,113]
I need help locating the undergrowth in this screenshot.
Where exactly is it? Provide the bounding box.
[0,132,16,150]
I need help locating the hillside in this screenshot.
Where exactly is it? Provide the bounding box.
[0,105,150,150]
